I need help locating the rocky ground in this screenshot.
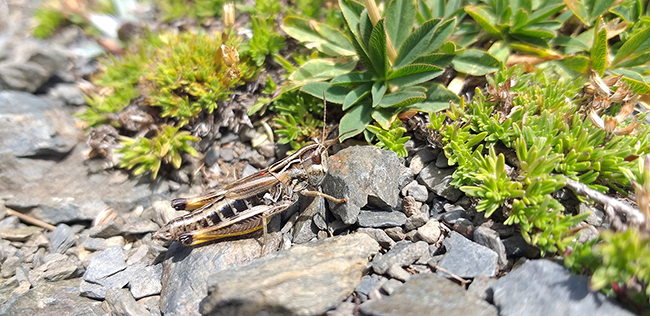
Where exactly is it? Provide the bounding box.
[0,3,638,316]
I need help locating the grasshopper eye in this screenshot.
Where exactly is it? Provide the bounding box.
[311,150,321,165]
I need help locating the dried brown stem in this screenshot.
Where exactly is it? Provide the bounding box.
[565,178,645,229]
[6,209,57,231]
[434,264,469,287]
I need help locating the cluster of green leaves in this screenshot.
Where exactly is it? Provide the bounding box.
[155,0,226,22]
[146,31,256,124]
[33,9,65,39]
[565,229,650,308]
[430,66,650,255]
[239,0,286,67]
[281,0,464,150]
[463,0,566,62]
[79,30,257,178]
[117,126,199,179]
[271,90,324,151]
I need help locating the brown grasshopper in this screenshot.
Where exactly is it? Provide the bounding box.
[153,97,349,254]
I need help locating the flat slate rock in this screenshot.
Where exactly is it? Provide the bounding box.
[489,260,635,316]
[437,231,498,278]
[0,278,104,316]
[159,231,282,316]
[359,273,497,316]
[83,245,126,283]
[357,210,407,228]
[200,233,379,316]
[323,146,401,225]
[0,91,78,158]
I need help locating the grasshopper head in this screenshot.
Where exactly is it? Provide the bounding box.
[302,139,335,187]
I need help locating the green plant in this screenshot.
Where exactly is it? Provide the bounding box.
[117,126,199,179]
[240,16,286,67]
[155,0,226,21]
[271,90,324,151]
[366,120,410,157]
[33,9,64,39]
[462,0,566,63]
[282,0,470,157]
[429,66,650,255]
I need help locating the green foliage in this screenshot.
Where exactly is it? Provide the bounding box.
[33,9,64,39]
[271,90,324,151]
[550,16,650,93]
[156,0,226,21]
[240,16,286,67]
[117,126,199,179]
[281,0,461,157]
[366,120,410,158]
[429,66,650,255]
[567,229,650,307]
[463,0,565,63]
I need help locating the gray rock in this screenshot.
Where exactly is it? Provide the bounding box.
[220,147,234,161]
[88,220,122,238]
[327,301,356,316]
[0,91,78,158]
[404,212,428,231]
[121,217,159,235]
[577,225,599,243]
[159,231,282,315]
[0,278,104,315]
[355,275,380,297]
[409,149,436,175]
[0,226,41,241]
[467,274,496,300]
[2,144,168,226]
[372,241,428,274]
[579,203,604,226]
[358,210,407,228]
[106,287,150,316]
[438,231,498,278]
[416,219,442,244]
[0,216,20,229]
[128,263,162,299]
[47,83,86,106]
[28,253,78,284]
[49,224,76,254]
[398,165,415,191]
[83,245,126,283]
[384,227,405,241]
[381,278,404,295]
[79,261,140,300]
[293,196,324,244]
[407,184,429,203]
[322,146,401,225]
[474,226,507,269]
[417,162,462,202]
[441,209,468,225]
[490,260,635,316]
[435,151,449,168]
[358,227,396,249]
[200,234,379,316]
[81,236,125,252]
[0,62,49,92]
[502,234,540,258]
[204,145,220,167]
[386,265,410,282]
[137,296,161,316]
[360,273,497,316]
[1,256,21,278]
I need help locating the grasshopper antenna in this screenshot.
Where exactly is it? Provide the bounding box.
[322,91,327,145]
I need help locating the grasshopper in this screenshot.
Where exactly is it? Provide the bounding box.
[153,97,348,254]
